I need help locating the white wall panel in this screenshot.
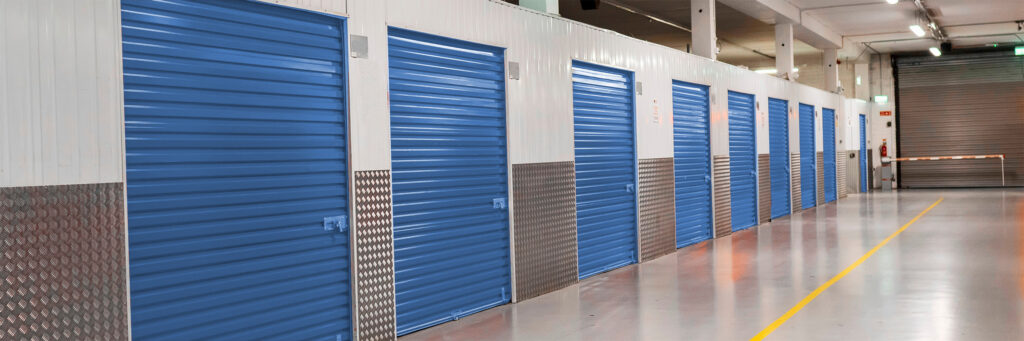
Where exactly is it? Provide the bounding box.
[1,0,124,187]
[257,0,346,15]
[374,0,850,164]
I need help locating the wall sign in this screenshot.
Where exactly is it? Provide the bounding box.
[879,110,892,116]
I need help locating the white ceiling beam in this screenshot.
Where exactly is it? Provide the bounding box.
[717,0,844,49]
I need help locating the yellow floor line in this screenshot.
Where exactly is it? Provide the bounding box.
[750,197,945,341]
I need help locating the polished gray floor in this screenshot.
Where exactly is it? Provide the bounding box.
[400,189,1024,340]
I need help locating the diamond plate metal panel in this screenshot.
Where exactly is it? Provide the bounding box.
[639,158,676,262]
[354,170,396,341]
[713,156,732,238]
[838,151,848,198]
[0,183,129,340]
[757,154,771,223]
[817,152,826,205]
[791,153,802,213]
[512,162,579,301]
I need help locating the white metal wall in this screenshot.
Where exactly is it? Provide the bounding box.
[1,0,868,184]
[0,0,124,187]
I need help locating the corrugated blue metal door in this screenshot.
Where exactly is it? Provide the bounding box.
[728,91,757,231]
[860,114,868,192]
[388,28,511,336]
[672,81,712,248]
[122,0,352,339]
[768,98,790,218]
[799,103,817,209]
[823,108,837,202]
[572,61,638,279]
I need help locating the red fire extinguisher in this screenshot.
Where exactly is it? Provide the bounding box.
[879,139,888,158]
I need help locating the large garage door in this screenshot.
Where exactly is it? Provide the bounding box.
[860,114,868,192]
[799,103,817,209]
[728,91,757,231]
[388,28,511,335]
[896,52,1024,187]
[672,81,712,248]
[768,98,790,218]
[823,108,837,202]
[572,61,638,279]
[122,0,352,339]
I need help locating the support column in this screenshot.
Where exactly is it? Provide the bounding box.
[824,48,839,92]
[775,23,795,80]
[691,0,717,60]
[520,0,559,15]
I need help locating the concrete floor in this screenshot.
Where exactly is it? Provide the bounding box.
[399,189,1024,340]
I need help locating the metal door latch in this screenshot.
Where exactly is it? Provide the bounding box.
[704,175,711,183]
[493,198,507,210]
[323,215,348,232]
[625,183,636,193]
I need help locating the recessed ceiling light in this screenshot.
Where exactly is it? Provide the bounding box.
[909,25,926,37]
[929,47,942,56]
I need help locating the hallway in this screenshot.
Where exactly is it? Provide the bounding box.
[400,190,1024,340]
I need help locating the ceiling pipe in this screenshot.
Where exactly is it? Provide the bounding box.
[913,0,947,41]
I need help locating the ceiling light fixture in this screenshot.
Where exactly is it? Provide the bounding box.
[755,68,799,74]
[929,47,942,57]
[909,24,926,37]
[886,0,899,4]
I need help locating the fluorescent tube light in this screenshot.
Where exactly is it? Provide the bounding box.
[909,25,926,37]
[1016,46,1024,56]
[886,0,899,4]
[754,68,799,74]
[929,47,942,56]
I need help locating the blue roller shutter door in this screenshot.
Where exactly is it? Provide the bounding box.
[860,114,868,192]
[823,108,837,202]
[122,0,352,339]
[671,81,712,248]
[728,91,757,231]
[799,104,817,209]
[388,28,511,335]
[572,61,638,279]
[768,98,791,218]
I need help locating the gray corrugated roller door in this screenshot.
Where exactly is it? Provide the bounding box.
[896,51,1023,187]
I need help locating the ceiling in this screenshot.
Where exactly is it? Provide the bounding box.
[554,0,1024,65]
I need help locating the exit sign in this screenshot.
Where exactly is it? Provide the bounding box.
[1017,46,1024,56]
[880,111,892,116]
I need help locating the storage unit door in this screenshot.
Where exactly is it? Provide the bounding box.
[799,104,817,209]
[860,115,868,193]
[572,61,639,279]
[728,91,757,231]
[896,52,1024,187]
[672,81,712,248]
[823,108,837,202]
[768,98,790,219]
[122,1,352,339]
[388,28,512,335]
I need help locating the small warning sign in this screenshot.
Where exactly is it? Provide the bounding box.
[879,110,892,116]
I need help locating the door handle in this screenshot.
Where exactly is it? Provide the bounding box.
[625,183,636,193]
[704,175,711,184]
[493,198,508,210]
[323,215,348,233]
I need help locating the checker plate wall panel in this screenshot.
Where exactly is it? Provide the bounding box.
[757,154,771,223]
[0,183,129,340]
[791,153,802,213]
[713,156,732,238]
[354,170,396,341]
[838,152,848,198]
[816,152,826,205]
[639,158,677,261]
[512,162,579,301]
